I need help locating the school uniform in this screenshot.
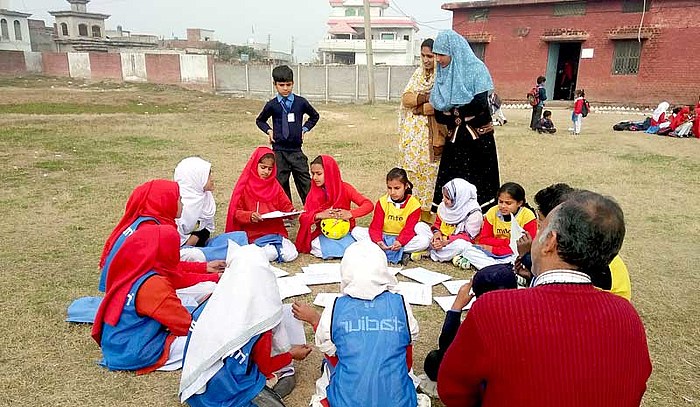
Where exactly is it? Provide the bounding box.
[429,213,481,262]
[256,93,320,203]
[572,97,584,134]
[478,206,537,256]
[352,194,431,263]
[296,155,373,259]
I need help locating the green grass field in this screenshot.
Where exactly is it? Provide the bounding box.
[0,77,698,406]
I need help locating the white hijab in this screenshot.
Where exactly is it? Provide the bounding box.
[340,241,398,300]
[179,244,283,402]
[174,157,216,242]
[437,178,481,234]
[652,102,669,121]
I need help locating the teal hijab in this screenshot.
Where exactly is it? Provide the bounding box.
[430,30,494,112]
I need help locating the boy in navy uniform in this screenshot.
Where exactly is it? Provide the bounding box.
[256,65,320,204]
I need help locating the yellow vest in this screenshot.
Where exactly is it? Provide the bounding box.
[439,220,457,238]
[608,255,632,301]
[484,206,536,239]
[378,194,421,236]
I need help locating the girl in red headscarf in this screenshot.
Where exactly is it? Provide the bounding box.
[93,225,192,374]
[226,147,299,262]
[98,180,221,293]
[296,155,373,259]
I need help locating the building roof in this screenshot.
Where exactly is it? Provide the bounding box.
[330,0,390,6]
[48,10,110,19]
[442,0,584,10]
[328,21,358,35]
[0,8,32,18]
[328,16,417,29]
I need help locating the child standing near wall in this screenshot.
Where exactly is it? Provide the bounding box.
[256,65,320,205]
[572,89,587,135]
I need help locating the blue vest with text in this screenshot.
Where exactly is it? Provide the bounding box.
[183,300,266,407]
[100,271,169,371]
[328,291,416,407]
[99,216,158,292]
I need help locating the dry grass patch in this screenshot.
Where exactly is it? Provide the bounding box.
[0,78,698,406]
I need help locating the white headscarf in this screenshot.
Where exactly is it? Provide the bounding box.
[179,244,283,402]
[437,178,481,234]
[652,102,669,122]
[174,157,216,243]
[340,241,398,300]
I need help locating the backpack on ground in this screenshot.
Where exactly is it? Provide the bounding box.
[581,99,591,117]
[527,86,540,107]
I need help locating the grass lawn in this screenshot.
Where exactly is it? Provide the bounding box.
[0,77,698,406]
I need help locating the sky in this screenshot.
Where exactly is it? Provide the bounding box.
[13,0,453,61]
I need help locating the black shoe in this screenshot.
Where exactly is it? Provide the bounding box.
[503,120,508,125]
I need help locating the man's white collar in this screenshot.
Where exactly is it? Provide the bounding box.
[532,269,591,287]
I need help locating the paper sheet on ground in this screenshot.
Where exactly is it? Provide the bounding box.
[442,279,470,295]
[299,263,342,285]
[433,295,477,312]
[301,263,340,274]
[276,276,311,300]
[400,267,452,286]
[270,265,289,278]
[260,210,304,219]
[388,266,402,276]
[281,304,306,345]
[395,282,432,306]
[312,293,344,308]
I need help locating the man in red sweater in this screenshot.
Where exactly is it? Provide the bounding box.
[438,191,652,407]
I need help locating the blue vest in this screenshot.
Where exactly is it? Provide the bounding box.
[319,234,356,259]
[328,292,416,407]
[184,300,267,407]
[183,231,249,261]
[100,271,170,371]
[99,216,158,292]
[254,234,284,263]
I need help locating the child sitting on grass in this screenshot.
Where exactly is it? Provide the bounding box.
[225,147,299,263]
[535,110,557,134]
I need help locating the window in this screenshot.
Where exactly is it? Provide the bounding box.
[470,42,486,61]
[622,0,651,13]
[91,25,101,37]
[612,40,642,75]
[345,8,356,16]
[469,8,489,22]
[380,32,396,40]
[0,19,8,40]
[553,1,586,16]
[78,23,88,37]
[61,22,68,36]
[403,34,410,41]
[14,20,21,40]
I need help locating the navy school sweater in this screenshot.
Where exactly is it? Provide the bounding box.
[255,94,320,152]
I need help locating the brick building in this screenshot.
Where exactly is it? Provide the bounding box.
[442,0,699,105]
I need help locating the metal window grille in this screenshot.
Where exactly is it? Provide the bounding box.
[470,43,486,61]
[612,40,642,75]
[469,8,489,22]
[553,2,586,16]
[622,0,651,13]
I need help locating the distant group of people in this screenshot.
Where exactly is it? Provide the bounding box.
[75,29,654,407]
[614,98,700,138]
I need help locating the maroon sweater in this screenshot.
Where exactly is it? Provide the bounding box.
[438,284,652,407]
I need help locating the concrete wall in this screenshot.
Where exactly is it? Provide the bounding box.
[179,54,209,83]
[42,51,69,76]
[145,53,181,84]
[67,52,91,79]
[89,52,121,80]
[120,52,147,82]
[24,51,42,72]
[450,0,700,105]
[0,49,25,74]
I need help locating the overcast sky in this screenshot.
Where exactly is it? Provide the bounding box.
[14,0,452,61]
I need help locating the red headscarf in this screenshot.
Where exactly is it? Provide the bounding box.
[296,155,352,253]
[225,147,285,232]
[99,180,179,268]
[92,224,181,343]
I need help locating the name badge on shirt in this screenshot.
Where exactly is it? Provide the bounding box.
[287,113,295,123]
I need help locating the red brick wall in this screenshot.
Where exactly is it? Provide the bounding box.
[452,0,700,105]
[145,53,181,84]
[89,52,122,80]
[0,51,26,75]
[41,52,69,77]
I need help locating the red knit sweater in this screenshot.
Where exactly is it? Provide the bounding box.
[438,284,652,407]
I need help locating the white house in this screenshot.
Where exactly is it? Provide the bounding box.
[0,0,32,52]
[49,0,110,52]
[317,0,420,65]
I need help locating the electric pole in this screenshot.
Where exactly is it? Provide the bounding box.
[362,0,375,104]
[291,36,295,64]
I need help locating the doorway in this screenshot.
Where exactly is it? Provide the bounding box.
[545,42,581,101]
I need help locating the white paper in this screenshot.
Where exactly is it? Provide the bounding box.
[297,271,342,285]
[509,216,525,256]
[433,295,477,312]
[399,267,452,286]
[260,210,305,220]
[302,263,341,274]
[313,293,344,308]
[388,266,403,276]
[442,279,470,295]
[276,276,311,300]
[270,265,290,278]
[395,282,432,306]
[281,304,306,345]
